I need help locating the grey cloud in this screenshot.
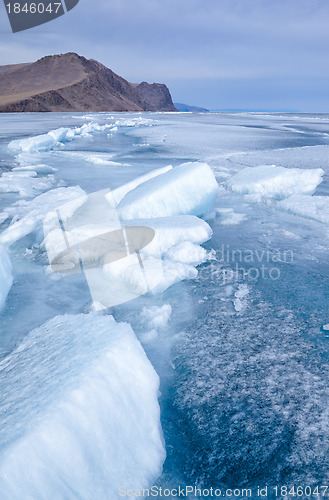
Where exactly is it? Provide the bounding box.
[0,0,329,110]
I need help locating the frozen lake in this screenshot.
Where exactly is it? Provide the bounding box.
[1,111,329,498]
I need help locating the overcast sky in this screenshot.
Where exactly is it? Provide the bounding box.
[1,0,329,111]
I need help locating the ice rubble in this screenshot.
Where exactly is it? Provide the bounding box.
[8,118,155,154]
[111,165,173,205]
[13,164,57,175]
[173,296,329,487]
[0,156,217,309]
[118,162,219,219]
[227,165,324,200]
[125,216,213,256]
[164,241,209,266]
[233,284,250,312]
[215,208,246,226]
[44,215,212,261]
[40,162,217,308]
[8,123,113,154]
[0,245,13,311]
[0,314,165,500]
[0,186,86,246]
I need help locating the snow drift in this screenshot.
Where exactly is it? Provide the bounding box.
[0,314,165,500]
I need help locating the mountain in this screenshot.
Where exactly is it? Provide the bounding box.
[0,53,177,113]
[174,103,209,112]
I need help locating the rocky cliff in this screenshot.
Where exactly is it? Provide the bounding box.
[0,53,177,113]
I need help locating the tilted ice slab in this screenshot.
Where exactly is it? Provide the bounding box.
[0,245,13,311]
[13,164,57,175]
[0,186,86,247]
[118,162,219,219]
[227,165,324,200]
[0,314,165,500]
[278,194,329,224]
[44,214,213,306]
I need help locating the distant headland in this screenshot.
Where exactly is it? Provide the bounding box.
[0,52,177,113]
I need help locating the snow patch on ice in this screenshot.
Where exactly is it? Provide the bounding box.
[111,165,173,205]
[8,123,112,154]
[8,119,156,155]
[113,117,156,128]
[0,313,165,499]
